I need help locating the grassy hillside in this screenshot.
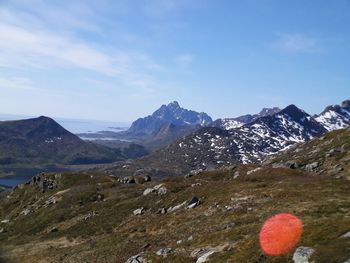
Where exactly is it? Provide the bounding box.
[0,166,349,262]
[1,127,349,263]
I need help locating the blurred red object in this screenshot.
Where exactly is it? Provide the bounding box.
[259,213,303,256]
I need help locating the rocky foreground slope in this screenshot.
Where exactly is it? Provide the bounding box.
[0,128,350,263]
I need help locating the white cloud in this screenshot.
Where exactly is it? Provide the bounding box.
[0,5,163,91]
[273,34,322,53]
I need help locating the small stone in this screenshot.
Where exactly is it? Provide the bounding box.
[125,255,146,263]
[133,208,144,216]
[188,235,193,241]
[157,208,167,214]
[0,228,4,233]
[305,162,319,173]
[187,196,200,209]
[1,219,9,224]
[143,188,154,196]
[176,240,183,244]
[196,250,216,263]
[156,247,173,257]
[340,231,350,238]
[233,171,240,179]
[157,186,167,196]
[20,209,31,216]
[292,247,315,263]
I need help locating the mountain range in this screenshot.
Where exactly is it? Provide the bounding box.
[103,100,349,178]
[1,99,349,179]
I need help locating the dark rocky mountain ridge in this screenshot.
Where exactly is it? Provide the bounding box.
[127,101,212,136]
[0,116,125,167]
[211,107,281,130]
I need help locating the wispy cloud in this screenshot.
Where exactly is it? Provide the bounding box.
[273,33,322,53]
[175,53,195,69]
[0,77,34,91]
[0,4,163,92]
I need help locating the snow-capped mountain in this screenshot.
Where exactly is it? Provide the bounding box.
[152,104,327,170]
[315,100,350,131]
[211,107,281,130]
[127,101,212,135]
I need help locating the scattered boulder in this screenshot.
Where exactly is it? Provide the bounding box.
[292,247,315,263]
[340,231,350,238]
[118,176,136,184]
[272,161,298,169]
[143,188,154,196]
[0,228,4,233]
[196,250,217,263]
[44,196,57,207]
[143,184,168,196]
[157,208,167,214]
[157,186,167,196]
[187,196,200,209]
[83,211,98,221]
[304,162,319,173]
[233,171,240,179]
[246,167,261,175]
[156,247,173,257]
[1,219,10,224]
[125,255,146,263]
[20,208,31,216]
[167,201,187,213]
[133,208,144,216]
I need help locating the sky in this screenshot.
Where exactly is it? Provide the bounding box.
[0,0,349,122]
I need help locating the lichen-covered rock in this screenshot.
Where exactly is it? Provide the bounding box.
[292,247,315,263]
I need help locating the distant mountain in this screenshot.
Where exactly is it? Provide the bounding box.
[127,101,212,135]
[0,116,125,166]
[315,100,350,131]
[106,104,328,177]
[211,107,281,130]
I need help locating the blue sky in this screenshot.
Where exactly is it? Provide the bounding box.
[0,0,349,122]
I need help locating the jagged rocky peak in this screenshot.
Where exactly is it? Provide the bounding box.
[258,107,281,117]
[279,104,307,119]
[211,106,281,131]
[127,101,212,135]
[315,99,350,131]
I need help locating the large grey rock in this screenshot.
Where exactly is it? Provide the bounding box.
[292,247,315,263]
[125,255,146,263]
